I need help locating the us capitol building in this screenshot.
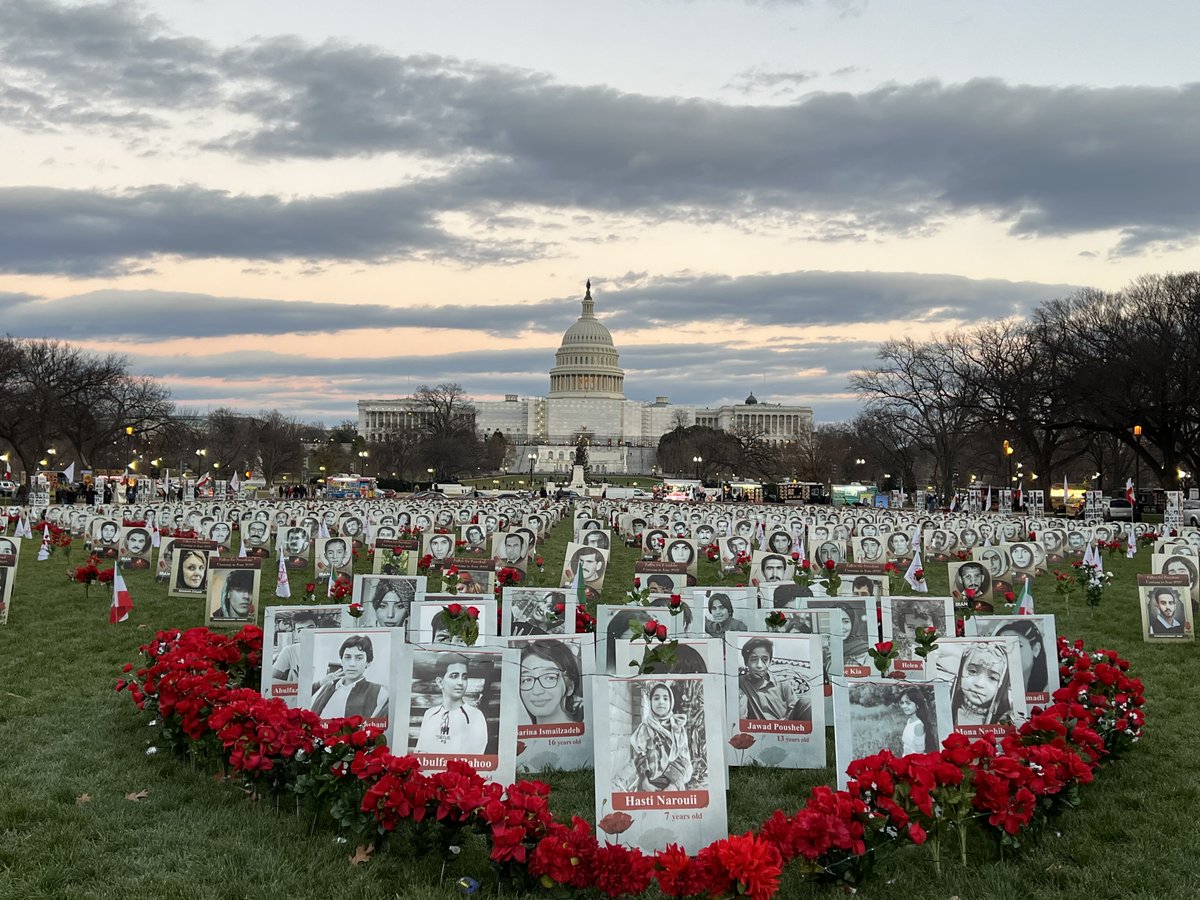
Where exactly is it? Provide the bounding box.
[359,282,813,475]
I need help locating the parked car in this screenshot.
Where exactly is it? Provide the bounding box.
[1103,498,1134,521]
[1184,498,1200,527]
[0,479,17,497]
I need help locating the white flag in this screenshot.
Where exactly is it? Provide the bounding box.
[1127,527,1137,559]
[64,462,76,483]
[318,518,330,540]
[230,471,241,493]
[984,489,992,512]
[275,551,291,599]
[908,525,922,553]
[37,523,51,561]
[903,550,927,593]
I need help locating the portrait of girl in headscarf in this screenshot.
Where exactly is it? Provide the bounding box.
[629,682,693,792]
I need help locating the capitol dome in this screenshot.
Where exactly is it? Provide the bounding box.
[548,281,625,400]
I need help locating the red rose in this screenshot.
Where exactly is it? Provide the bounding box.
[668,593,682,608]
[305,582,315,594]
[914,569,924,580]
[1005,591,1016,602]
[448,602,463,616]
[791,551,800,560]
[633,576,641,588]
[554,602,565,614]
[466,606,480,619]
[535,556,544,567]
[824,559,836,570]
[644,619,659,636]
[965,588,976,599]
[655,623,668,640]
[875,641,894,655]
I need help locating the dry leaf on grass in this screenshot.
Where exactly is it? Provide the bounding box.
[75,793,91,805]
[124,789,149,802]
[348,844,374,866]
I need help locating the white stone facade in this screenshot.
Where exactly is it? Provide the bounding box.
[358,283,812,453]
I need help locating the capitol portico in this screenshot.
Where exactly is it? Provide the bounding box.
[358,282,813,474]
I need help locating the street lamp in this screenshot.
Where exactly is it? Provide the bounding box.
[528,452,536,487]
[693,455,702,481]
[357,450,369,475]
[1133,424,1143,516]
[427,467,435,489]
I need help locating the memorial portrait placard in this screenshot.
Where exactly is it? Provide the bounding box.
[1151,552,1200,611]
[502,587,575,636]
[205,556,263,626]
[725,632,824,769]
[594,674,728,855]
[315,536,354,583]
[412,596,497,646]
[614,635,725,675]
[392,643,517,785]
[929,637,1028,738]
[879,595,956,678]
[166,539,218,598]
[353,574,426,633]
[0,553,14,626]
[444,556,496,597]
[559,541,609,602]
[965,614,1060,707]
[373,538,419,576]
[278,525,312,571]
[800,597,878,675]
[506,634,594,772]
[833,679,952,789]
[298,627,397,731]
[261,604,350,704]
[633,561,688,593]
[1137,573,1194,642]
[596,604,684,675]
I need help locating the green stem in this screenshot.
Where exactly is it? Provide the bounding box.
[957,818,968,866]
[930,822,942,878]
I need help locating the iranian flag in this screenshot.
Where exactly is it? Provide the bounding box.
[110,568,133,623]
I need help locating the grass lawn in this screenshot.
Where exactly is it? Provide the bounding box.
[1,511,1198,899]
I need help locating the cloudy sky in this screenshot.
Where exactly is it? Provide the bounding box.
[3,0,1197,425]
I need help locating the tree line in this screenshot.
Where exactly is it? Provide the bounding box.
[848,272,1200,499]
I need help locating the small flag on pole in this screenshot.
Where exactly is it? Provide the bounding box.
[110,568,133,623]
[275,552,291,599]
[572,563,587,608]
[1127,527,1137,559]
[1018,576,1034,615]
[37,524,51,561]
[230,471,241,493]
[1125,477,1135,505]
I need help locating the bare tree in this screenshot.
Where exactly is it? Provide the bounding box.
[850,336,981,499]
[252,410,307,484]
[412,383,480,479]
